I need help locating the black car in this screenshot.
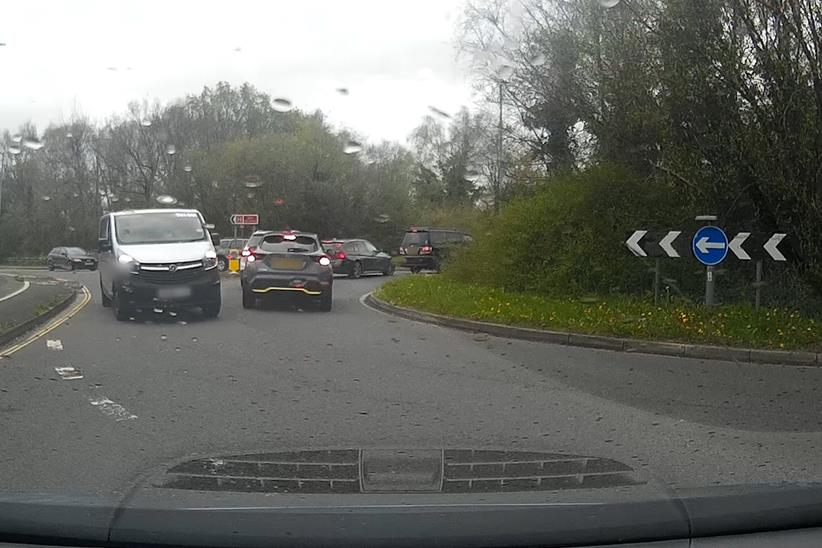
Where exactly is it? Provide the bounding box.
[322,238,395,278]
[240,231,333,311]
[47,247,97,271]
[399,227,472,273]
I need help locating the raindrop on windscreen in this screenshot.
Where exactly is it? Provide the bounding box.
[11,135,21,143]
[107,66,117,72]
[376,214,390,224]
[191,337,198,343]
[110,196,119,203]
[274,197,285,206]
[153,308,163,314]
[599,0,621,7]
[165,144,176,155]
[336,87,349,96]
[72,192,79,198]
[7,146,21,155]
[140,119,152,127]
[496,64,515,81]
[156,194,178,206]
[66,132,73,139]
[124,197,131,203]
[428,106,451,119]
[464,170,481,182]
[246,192,255,199]
[343,140,363,155]
[365,158,377,166]
[183,165,193,173]
[160,334,167,341]
[233,46,242,52]
[272,98,293,112]
[243,176,262,189]
[23,138,44,151]
[68,226,76,232]
[42,196,51,201]
[529,53,547,66]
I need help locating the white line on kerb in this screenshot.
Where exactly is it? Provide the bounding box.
[0,280,30,303]
[89,396,137,422]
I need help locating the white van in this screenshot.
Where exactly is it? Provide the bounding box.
[98,209,222,320]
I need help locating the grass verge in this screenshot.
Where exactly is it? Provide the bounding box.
[375,276,822,352]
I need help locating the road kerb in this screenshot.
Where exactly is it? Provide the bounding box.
[749,349,818,366]
[364,292,822,367]
[0,286,77,350]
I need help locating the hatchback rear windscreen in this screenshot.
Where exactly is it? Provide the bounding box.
[402,232,429,246]
[259,235,318,253]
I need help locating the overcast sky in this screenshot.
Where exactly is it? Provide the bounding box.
[0,0,478,144]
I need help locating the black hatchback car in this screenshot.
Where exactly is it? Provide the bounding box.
[240,231,333,311]
[399,227,472,273]
[47,247,97,271]
[322,239,395,278]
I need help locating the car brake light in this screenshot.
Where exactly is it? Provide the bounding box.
[247,254,256,262]
[318,256,331,267]
[241,246,256,258]
[421,245,432,254]
[336,251,346,260]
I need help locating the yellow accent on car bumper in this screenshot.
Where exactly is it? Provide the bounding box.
[251,287,323,296]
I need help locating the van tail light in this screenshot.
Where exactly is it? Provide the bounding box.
[336,251,346,260]
[420,245,432,255]
[399,247,406,255]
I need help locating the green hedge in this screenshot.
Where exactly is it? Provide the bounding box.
[446,164,693,296]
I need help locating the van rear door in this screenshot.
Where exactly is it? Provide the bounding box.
[401,230,429,256]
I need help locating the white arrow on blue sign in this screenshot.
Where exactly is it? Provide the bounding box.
[692,226,729,266]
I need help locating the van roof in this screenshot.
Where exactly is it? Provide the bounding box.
[109,208,201,217]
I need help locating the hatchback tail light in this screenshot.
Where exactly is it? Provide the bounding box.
[420,245,432,254]
[313,255,332,267]
[336,251,346,260]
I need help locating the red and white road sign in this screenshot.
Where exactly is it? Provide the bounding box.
[230,214,259,225]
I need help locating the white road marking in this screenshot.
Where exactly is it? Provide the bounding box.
[0,280,30,302]
[89,397,137,421]
[46,339,63,351]
[54,366,83,380]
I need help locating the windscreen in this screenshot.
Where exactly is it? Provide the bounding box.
[401,232,429,246]
[114,212,206,245]
[259,235,318,253]
[65,247,87,256]
[3,0,821,541]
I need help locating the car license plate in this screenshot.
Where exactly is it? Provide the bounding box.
[269,258,305,270]
[157,286,192,299]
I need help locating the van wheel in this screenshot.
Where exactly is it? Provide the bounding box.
[349,261,363,279]
[100,279,112,308]
[113,289,131,321]
[242,289,256,309]
[410,267,421,274]
[202,302,221,318]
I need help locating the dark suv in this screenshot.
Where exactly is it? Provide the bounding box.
[322,239,394,278]
[240,231,333,311]
[399,227,472,273]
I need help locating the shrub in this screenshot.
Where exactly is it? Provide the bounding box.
[446,164,694,296]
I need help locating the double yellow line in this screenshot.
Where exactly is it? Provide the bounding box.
[0,286,91,357]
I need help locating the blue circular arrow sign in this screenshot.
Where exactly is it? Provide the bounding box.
[692,226,728,266]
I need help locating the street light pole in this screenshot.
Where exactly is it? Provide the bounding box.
[495,79,503,213]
